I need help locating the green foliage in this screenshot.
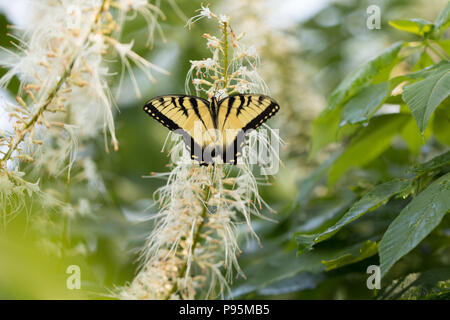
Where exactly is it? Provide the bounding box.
[230,2,449,300]
[321,240,379,271]
[378,268,450,299]
[379,173,450,277]
[413,149,450,173]
[1,0,448,301]
[328,114,410,185]
[402,62,450,133]
[435,2,450,32]
[389,19,434,37]
[310,42,404,156]
[433,103,450,145]
[295,178,412,254]
[290,3,450,299]
[339,82,389,126]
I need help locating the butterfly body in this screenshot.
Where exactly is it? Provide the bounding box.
[143,94,279,165]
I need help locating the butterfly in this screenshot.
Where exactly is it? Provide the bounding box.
[143,94,280,165]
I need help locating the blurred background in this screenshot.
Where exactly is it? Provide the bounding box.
[0,0,447,299]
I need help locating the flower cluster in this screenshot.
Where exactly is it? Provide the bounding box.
[185,5,268,99]
[121,6,279,300]
[0,0,166,223]
[227,0,326,186]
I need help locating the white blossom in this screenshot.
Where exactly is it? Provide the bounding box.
[0,0,166,225]
[121,7,280,300]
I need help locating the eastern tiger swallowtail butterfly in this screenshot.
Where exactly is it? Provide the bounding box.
[143,94,280,165]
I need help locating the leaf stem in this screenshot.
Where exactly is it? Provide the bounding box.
[424,40,449,61]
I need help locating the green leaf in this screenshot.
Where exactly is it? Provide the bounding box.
[328,114,410,185]
[389,19,434,36]
[310,42,404,155]
[384,94,404,105]
[295,178,411,254]
[413,49,434,71]
[294,152,340,208]
[378,268,450,300]
[436,39,450,55]
[310,105,348,157]
[231,239,374,298]
[432,101,450,145]
[402,62,450,133]
[251,272,325,297]
[401,116,425,154]
[413,150,450,173]
[389,61,450,90]
[328,42,404,111]
[435,2,450,32]
[321,240,378,271]
[340,82,389,126]
[409,60,450,79]
[294,191,356,235]
[379,172,450,277]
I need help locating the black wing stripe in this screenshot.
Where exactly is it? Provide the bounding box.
[222,95,236,129]
[190,97,208,130]
[174,97,189,117]
[236,95,249,116]
[161,99,179,114]
[143,103,180,131]
[243,101,279,131]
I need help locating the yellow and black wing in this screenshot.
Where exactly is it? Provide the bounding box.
[143,95,216,164]
[216,94,280,163]
[143,94,280,165]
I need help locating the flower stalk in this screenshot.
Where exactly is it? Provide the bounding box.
[222,22,229,90]
[0,0,166,243]
[1,59,76,165]
[121,5,278,300]
[163,168,216,300]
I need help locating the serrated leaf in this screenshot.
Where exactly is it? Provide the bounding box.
[328,42,404,111]
[310,42,404,155]
[321,240,378,271]
[294,191,356,236]
[413,150,450,173]
[340,82,389,126]
[379,173,450,277]
[402,63,450,133]
[389,19,434,36]
[295,178,411,254]
[328,114,410,185]
[231,239,373,298]
[435,2,450,31]
[389,61,450,91]
[409,60,450,79]
[378,268,450,300]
